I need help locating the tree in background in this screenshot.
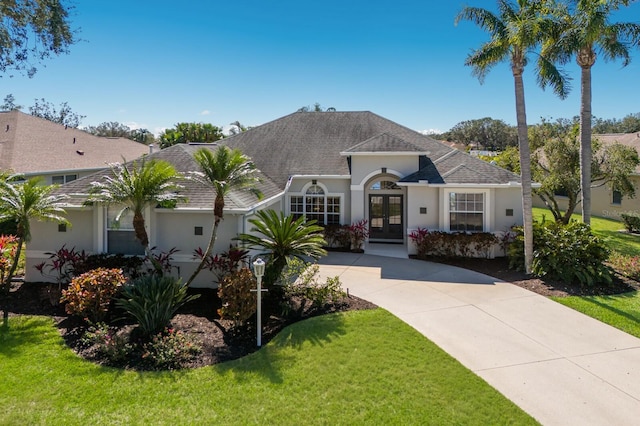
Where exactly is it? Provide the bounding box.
[29,98,85,128]
[0,0,76,78]
[541,0,640,225]
[441,117,517,150]
[228,120,250,135]
[84,121,155,144]
[159,122,225,148]
[456,0,568,274]
[1,94,22,111]
[592,113,640,134]
[297,103,336,112]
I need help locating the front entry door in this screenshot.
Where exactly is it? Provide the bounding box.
[369,195,403,241]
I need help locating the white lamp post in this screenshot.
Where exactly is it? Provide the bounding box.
[251,258,267,347]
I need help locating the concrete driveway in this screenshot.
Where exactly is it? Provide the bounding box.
[318,252,640,426]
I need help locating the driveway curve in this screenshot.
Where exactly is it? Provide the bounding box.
[318,252,640,426]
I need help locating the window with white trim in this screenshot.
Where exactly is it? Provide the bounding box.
[289,184,341,225]
[106,205,145,255]
[449,192,484,232]
[52,174,77,185]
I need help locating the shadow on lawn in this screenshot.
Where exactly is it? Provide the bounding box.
[0,316,57,358]
[216,313,347,384]
[578,292,640,326]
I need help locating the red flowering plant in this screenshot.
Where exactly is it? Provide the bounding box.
[1,235,18,295]
[193,246,250,283]
[349,219,369,252]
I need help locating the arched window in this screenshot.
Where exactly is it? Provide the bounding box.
[290,183,341,225]
[370,180,400,190]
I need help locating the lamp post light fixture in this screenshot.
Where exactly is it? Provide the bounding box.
[252,258,267,347]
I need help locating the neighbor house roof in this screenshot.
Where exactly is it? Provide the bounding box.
[57,143,282,211]
[219,111,520,187]
[0,110,149,175]
[593,133,640,174]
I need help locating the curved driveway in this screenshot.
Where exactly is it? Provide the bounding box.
[318,252,640,426]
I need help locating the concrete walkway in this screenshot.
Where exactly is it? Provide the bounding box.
[318,252,640,426]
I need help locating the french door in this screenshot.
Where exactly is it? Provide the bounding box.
[369,195,403,241]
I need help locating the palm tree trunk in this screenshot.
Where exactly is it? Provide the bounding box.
[3,237,24,325]
[513,66,534,275]
[186,194,225,287]
[579,64,593,225]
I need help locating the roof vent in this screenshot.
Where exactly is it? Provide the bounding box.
[76,150,84,155]
[73,137,76,144]
[5,124,9,131]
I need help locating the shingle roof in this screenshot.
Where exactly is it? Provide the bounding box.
[219,111,454,186]
[593,133,640,173]
[342,132,428,153]
[399,149,521,184]
[57,144,282,211]
[0,110,149,175]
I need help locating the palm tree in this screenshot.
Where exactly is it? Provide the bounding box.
[0,176,69,322]
[86,158,183,258]
[185,146,261,287]
[541,0,640,225]
[236,210,327,287]
[456,0,568,274]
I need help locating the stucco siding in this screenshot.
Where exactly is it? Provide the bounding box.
[350,156,419,187]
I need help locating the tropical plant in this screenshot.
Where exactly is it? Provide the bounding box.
[117,275,199,339]
[541,0,640,225]
[349,219,369,251]
[185,146,261,286]
[236,210,327,287]
[193,246,250,283]
[456,0,569,273]
[0,176,69,322]
[217,267,257,328]
[85,157,183,269]
[61,268,127,323]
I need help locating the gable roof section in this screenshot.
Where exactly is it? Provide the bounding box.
[56,144,282,211]
[341,132,429,154]
[0,110,149,175]
[400,149,520,185]
[219,111,453,187]
[593,133,640,174]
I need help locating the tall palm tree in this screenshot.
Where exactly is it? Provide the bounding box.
[0,176,69,322]
[86,157,183,258]
[236,210,327,287]
[541,0,640,225]
[456,0,568,274]
[185,146,261,287]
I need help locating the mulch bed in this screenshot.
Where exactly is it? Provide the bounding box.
[4,257,638,370]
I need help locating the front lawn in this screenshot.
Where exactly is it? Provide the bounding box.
[551,292,640,338]
[0,310,537,425]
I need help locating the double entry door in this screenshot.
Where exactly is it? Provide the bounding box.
[369,195,403,241]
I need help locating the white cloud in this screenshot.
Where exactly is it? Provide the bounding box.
[200,110,211,116]
[125,121,144,130]
[419,128,442,135]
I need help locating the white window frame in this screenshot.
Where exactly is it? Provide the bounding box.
[287,182,344,225]
[444,189,489,232]
[105,205,145,255]
[51,174,78,185]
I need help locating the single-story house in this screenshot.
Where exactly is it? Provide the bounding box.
[26,111,524,287]
[0,110,150,185]
[533,132,640,220]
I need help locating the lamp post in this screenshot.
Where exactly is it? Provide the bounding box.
[252,258,266,347]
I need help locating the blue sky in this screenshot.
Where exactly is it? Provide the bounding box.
[4,0,640,135]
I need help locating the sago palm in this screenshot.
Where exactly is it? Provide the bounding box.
[185,146,261,286]
[86,157,183,255]
[541,0,640,224]
[236,210,327,287]
[456,0,568,274]
[0,176,69,321]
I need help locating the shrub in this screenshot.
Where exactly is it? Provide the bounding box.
[409,228,499,259]
[61,268,127,322]
[608,252,640,280]
[117,275,199,339]
[35,245,88,287]
[194,246,250,283]
[323,224,351,250]
[509,220,612,287]
[217,267,257,327]
[620,213,640,233]
[0,234,18,287]
[81,322,132,364]
[281,258,346,316]
[349,219,369,251]
[139,328,201,370]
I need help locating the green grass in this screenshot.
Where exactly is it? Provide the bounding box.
[0,311,537,425]
[551,292,640,338]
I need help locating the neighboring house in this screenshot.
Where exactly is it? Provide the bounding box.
[533,132,640,220]
[0,110,150,184]
[26,111,524,287]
